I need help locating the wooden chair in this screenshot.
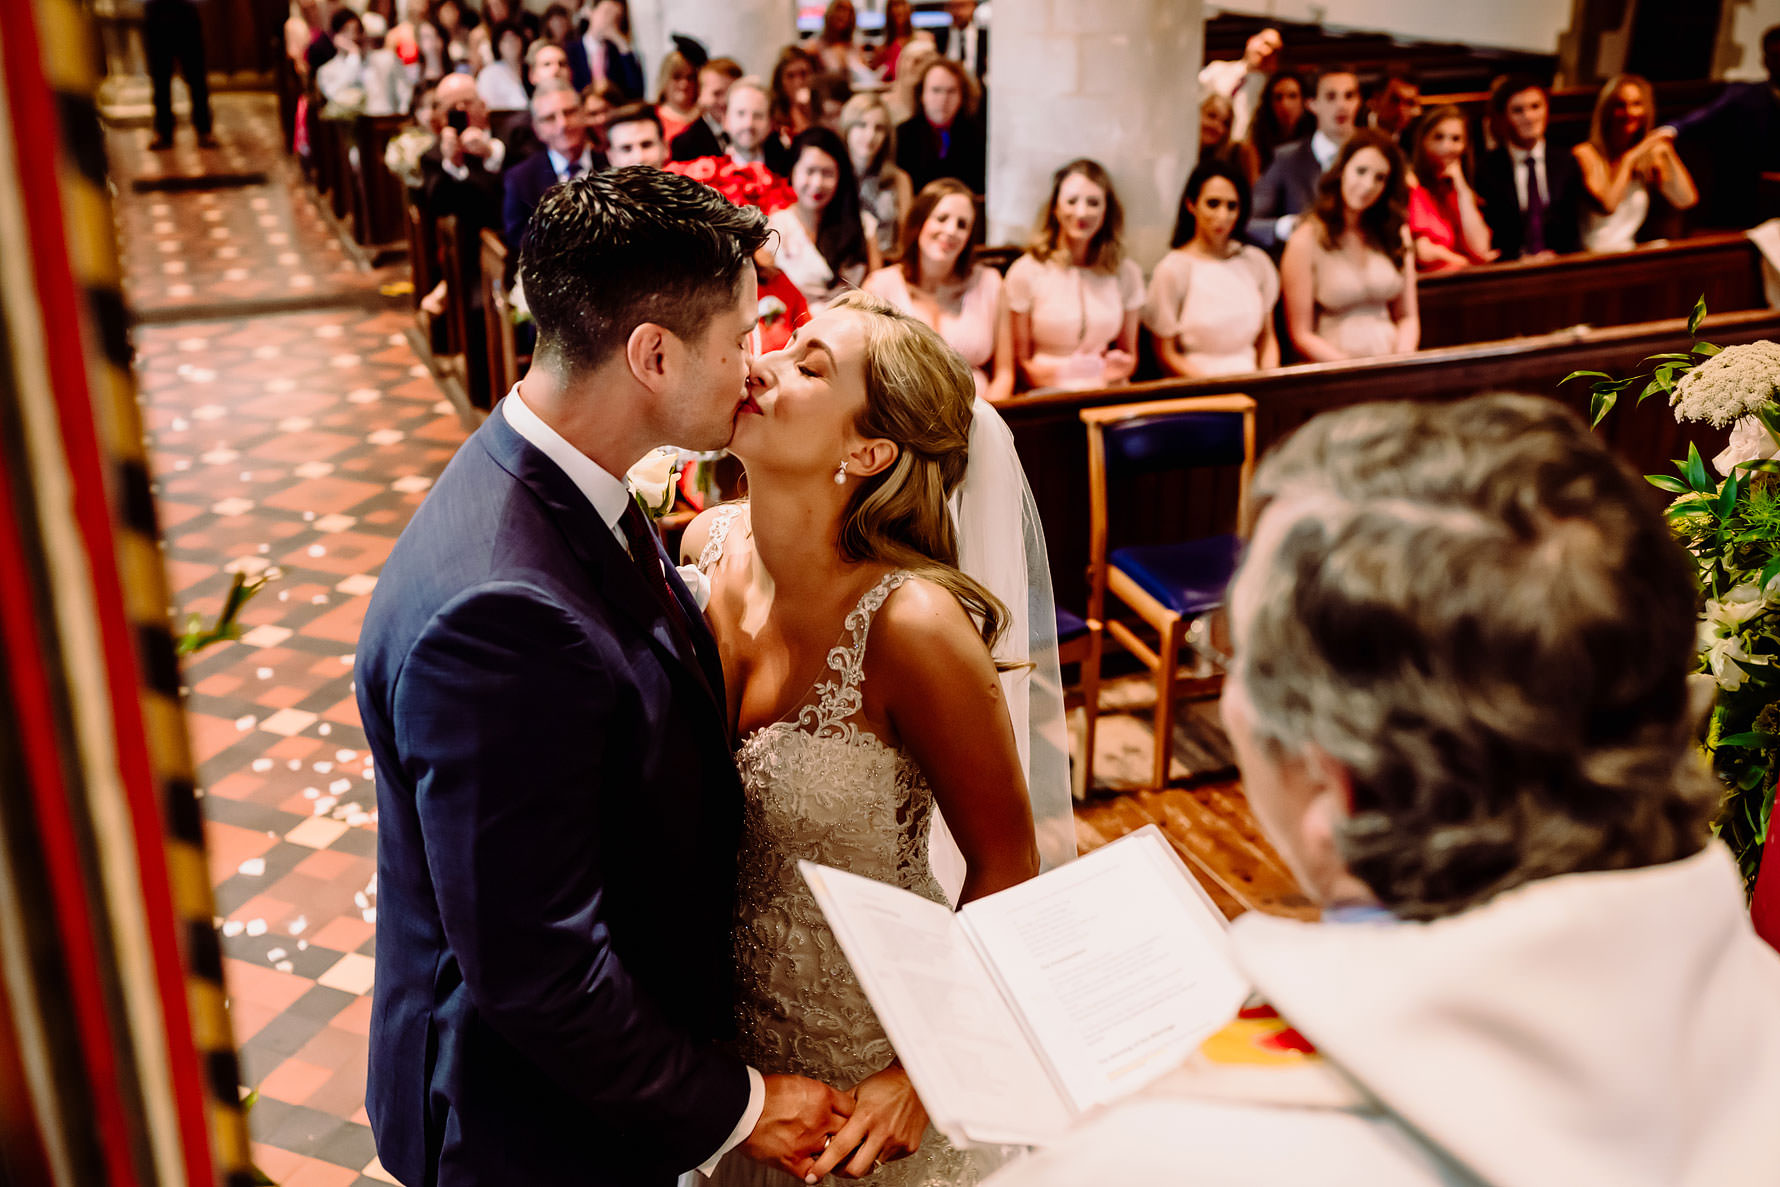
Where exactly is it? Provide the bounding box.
[479,229,519,401]
[1079,394,1256,792]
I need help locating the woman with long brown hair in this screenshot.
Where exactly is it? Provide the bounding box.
[1280,127,1419,361]
[1406,105,1495,271]
[684,292,1070,1185]
[1574,73,1696,252]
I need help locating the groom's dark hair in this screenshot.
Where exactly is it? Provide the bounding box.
[519,167,770,378]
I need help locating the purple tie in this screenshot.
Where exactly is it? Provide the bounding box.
[1523,155,1547,255]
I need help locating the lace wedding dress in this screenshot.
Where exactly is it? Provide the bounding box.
[699,505,984,1187]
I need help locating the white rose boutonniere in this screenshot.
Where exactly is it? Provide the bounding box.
[627,446,680,519]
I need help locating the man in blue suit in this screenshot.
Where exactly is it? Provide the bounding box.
[1248,66,1360,251]
[357,168,852,1187]
[1658,25,1780,229]
[501,79,603,253]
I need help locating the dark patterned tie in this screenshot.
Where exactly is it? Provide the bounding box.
[1523,154,1547,255]
[616,497,699,655]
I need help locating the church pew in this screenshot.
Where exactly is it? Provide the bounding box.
[480,229,520,403]
[1417,230,1766,348]
[1007,308,1780,612]
[351,114,412,254]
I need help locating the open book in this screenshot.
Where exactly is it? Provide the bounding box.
[800,825,1250,1148]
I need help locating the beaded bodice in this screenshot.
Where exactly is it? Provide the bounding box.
[697,505,976,1187]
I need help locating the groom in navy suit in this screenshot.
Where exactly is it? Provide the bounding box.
[357,168,852,1186]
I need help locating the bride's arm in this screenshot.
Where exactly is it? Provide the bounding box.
[873,578,1042,904]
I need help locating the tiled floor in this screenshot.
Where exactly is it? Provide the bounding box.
[118,89,1299,1187]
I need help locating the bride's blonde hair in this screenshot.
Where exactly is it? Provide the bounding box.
[827,291,1009,655]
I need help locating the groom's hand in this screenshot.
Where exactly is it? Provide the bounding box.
[739,1074,853,1181]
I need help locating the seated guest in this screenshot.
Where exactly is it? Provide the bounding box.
[356,14,411,117]
[1250,66,1360,250]
[431,0,473,70]
[769,44,819,140]
[864,178,1013,402]
[767,127,880,313]
[481,0,537,39]
[568,0,643,99]
[503,80,599,253]
[886,39,939,125]
[1146,159,1279,377]
[1475,76,1582,259]
[877,0,918,82]
[668,56,741,161]
[711,77,794,177]
[1659,24,1780,228]
[412,19,450,87]
[1006,159,1144,391]
[476,20,531,111]
[653,49,701,147]
[809,71,854,132]
[895,57,987,195]
[1407,106,1495,271]
[1244,69,1314,179]
[1280,128,1418,361]
[936,0,989,85]
[1575,74,1698,252]
[423,72,508,223]
[315,9,368,108]
[809,0,878,88]
[841,92,911,255]
[1199,28,1283,145]
[986,392,1780,1187]
[540,3,573,47]
[602,101,667,168]
[1366,66,1422,144]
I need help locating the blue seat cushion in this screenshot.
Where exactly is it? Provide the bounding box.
[1055,606,1090,642]
[1109,535,1242,618]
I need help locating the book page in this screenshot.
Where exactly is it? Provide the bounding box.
[800,862,1075,1147]
[960,827,1250,1112]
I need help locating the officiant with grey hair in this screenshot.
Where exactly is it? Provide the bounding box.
[989,393,1780,1186]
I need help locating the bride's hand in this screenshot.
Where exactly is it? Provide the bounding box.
[804,1064,926,1181]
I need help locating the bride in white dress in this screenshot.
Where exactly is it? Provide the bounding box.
[683,292,1074,1185]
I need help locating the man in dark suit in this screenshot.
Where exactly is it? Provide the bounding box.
[896,57,987,194]
[1474,77,1584,260]
[671,57,742,162]
[503,80,602,251]
[358,169,851,1187]
[144,0,215,149]
[1658,25,1780,228]
[1248,66,1360,250]
[936,0,989,83]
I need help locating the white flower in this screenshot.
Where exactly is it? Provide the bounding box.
[627,446,679,517]
[1706,583,1766,633]
[675,563,711,611]
[1670,340,1780,427]
[1704,633,1759,691]
[1714,414,1780,477]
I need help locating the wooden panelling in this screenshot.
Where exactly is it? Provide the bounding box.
[1014,309,1780,612]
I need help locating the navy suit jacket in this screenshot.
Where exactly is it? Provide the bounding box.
[1475,142,1583,260]
[357,407,749,1187]
[1248,138,1325,250]
[669,117,725,163]
[501,148,604,254]
[567,35,645,100]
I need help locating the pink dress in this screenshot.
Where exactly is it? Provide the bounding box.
[861,265,1002,398]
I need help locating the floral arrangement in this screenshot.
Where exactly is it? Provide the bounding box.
[1569,300,1780,890]
[664,156,796,215]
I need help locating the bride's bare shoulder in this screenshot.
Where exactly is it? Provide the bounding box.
[679,501,749,567]
[870,574,997,682]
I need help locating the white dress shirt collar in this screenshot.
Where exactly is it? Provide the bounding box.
[546,145,593,181]
[500,388,632,534]
[1507,139,1546,167]
[1310,129,1340,170]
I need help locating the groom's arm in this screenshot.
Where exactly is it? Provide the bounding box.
[394,581,750,1174]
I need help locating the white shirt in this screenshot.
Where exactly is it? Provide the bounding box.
[1508,140,1548,211]
[476,60,530,112]
[546,145,595,183]
[499,391,760,1173]
[1196,56,1268,142]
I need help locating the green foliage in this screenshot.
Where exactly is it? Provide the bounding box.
[1591,297,1777,891]
[177,572,271,656]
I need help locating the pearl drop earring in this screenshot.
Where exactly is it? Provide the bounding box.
[834,461,848,485]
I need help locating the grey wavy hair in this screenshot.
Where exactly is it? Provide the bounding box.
[1233,393,1717,920]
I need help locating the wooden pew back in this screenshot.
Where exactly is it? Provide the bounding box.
[351,115,412,251]
[1008,309,1780,611]
[480,230,519,401]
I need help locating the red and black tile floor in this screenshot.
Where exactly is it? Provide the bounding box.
[118,95,459,1185]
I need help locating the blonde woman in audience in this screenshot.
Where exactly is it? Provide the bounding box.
[1281,128,1418,362]
[768,127,881,313]
[1575,74,1697,252]
[841,93,912,257]
[1147,159,1279,378]
[864,178,1013,402]
[653,49,702,146]
[1406,105,1495,271]
[1006,159,1144,391]
[1199,92,1258,180]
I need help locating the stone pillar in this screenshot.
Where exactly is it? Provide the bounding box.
[625,0,800,83]
[986,0,1204,267]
